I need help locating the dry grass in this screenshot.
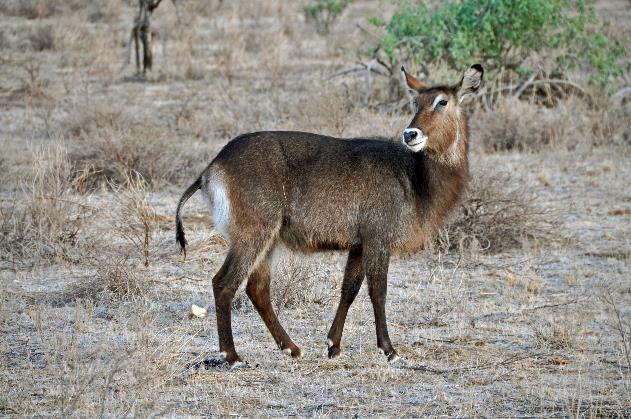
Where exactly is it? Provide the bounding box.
[0,0,58,19]
[0,140,94,264]
[472,95,630,152]
[110,172,157,267]
[92,257,148,301]
[473,97,571,151]
[436,166,554,254]
[1,0,630,416]
[27,24,55,51]
[232,249,337,311]
[63,104,201,191]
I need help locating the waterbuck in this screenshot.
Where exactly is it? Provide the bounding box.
[175,64,484,366]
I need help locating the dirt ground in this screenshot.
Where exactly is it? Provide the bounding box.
[1,0,630,416]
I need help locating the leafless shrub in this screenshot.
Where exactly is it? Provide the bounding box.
[232,251,333,311]
[111,172,156,267]
[58,174,154,302]
[435,167,553,254]
[28,25,55,51]
[63,104,199,190]
[1,140,93,264]
[7,61,54,106]
[271,253,322,309]
[61,256,147,303]
[534,323,576,350]
[97,257,147,300]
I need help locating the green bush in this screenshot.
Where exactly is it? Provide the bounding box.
[304,0,351,35]
[370,0,625,88]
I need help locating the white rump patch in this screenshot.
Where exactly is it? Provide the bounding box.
[203,170,231,237]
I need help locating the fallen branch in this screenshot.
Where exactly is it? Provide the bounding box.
[405,352,541,375]
[326,63,389,81]
[521,298,581,313]
[602,290,631,372]
[355,23,381,41]
[611,86,631,104]
[513,71,538,98]
[515,78,592,101]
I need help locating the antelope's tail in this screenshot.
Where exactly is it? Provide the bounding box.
[175,176,202,259]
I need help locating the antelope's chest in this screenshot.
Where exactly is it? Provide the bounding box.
[389,204,431,254]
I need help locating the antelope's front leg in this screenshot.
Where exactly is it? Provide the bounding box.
[364,246,399,363]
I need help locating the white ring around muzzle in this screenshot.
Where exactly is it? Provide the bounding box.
[402,128,427,152]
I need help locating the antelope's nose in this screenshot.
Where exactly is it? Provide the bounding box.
[403,129,418,144]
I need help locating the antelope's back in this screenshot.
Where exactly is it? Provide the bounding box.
[210,131,421,249]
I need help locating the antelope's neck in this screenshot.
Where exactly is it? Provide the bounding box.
[416,128,469,230]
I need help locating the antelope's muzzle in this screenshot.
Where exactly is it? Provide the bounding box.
[402,128,427,152]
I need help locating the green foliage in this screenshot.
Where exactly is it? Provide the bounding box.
[372,0,625,88]
[304,0,351,35]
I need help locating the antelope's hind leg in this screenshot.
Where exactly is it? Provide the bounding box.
[327,246,364,358]
[246,254,301,359]
[212,231,278,367]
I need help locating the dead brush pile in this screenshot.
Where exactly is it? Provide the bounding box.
[435,166,553,254]
[62,104,199,191]
[63,256,148,303]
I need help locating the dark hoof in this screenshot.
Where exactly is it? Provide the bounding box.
[387,350,401,364]
[328,345,341,359]
[220,351,249,368]
[281,344,302,360]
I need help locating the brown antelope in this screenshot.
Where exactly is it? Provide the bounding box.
[175,64,483,367]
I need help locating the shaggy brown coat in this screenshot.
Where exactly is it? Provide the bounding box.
[175,64,484,366]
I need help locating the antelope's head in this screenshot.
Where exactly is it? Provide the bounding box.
[401,64,484,164]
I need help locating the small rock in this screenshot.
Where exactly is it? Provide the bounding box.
[189,304,207,318]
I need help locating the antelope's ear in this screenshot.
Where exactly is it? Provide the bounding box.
[457,64,484,104]
[401,66,424,96]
